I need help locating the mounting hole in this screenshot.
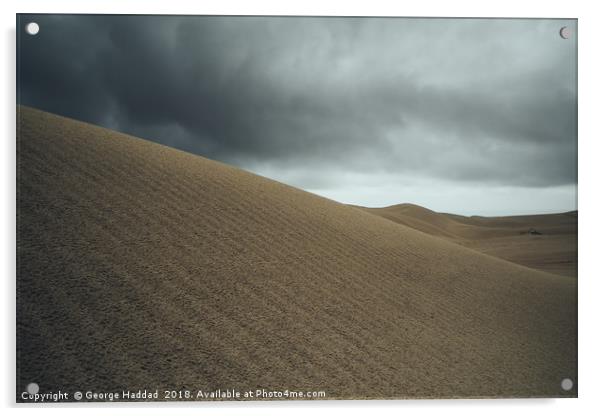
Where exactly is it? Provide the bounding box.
[25,22,39,36]
[26,382,39,394]
[559,26,570,40]
[561,378,573,391]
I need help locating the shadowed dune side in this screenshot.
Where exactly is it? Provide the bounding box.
[360,204,577,277]
[17,106,576,400]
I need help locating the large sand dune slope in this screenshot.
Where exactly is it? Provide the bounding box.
[361,204,577,278]
[17,106,576,400]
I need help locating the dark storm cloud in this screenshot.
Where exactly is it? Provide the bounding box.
[18,15,577,196]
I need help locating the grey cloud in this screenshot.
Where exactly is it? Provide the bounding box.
[17,15,577,211]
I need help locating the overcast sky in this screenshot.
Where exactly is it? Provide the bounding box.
[18,15,577,215]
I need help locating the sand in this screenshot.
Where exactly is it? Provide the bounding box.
[17,106,577,400]
[360,204,577,277]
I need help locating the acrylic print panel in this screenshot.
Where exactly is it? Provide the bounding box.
[16,14,577,402]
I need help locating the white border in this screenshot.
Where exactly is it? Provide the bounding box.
[3,1,601,415]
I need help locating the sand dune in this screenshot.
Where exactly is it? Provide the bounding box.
[17,106,576,400]
[360,204,577,277]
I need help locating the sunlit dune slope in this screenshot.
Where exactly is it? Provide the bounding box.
[17,106,576,400]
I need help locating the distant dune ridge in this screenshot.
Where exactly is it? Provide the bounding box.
[359,204,577,278]
[17,106,576,400]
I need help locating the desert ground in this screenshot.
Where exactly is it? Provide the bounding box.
[359,204,577,278]
[17,106,577,400]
